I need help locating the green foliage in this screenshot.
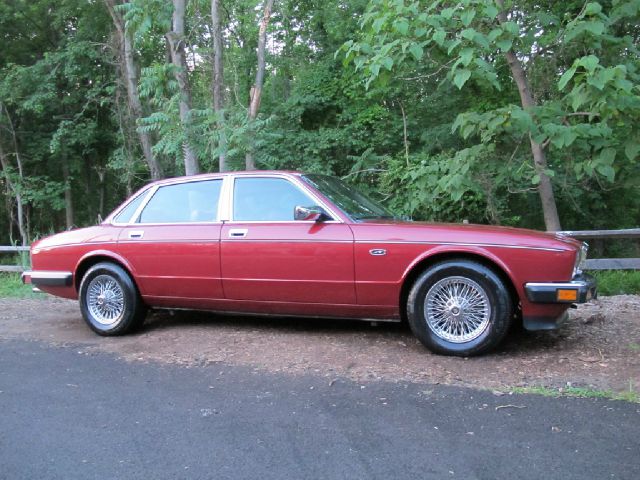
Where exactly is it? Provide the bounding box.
[341,0,640,229]
[589,270,640,295]
[0,0,639,244]
[0,273,39,299]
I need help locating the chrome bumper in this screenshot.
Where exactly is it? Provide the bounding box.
[21,271,73,287]
[524,273,597,304]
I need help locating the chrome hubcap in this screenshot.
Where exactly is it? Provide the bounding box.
[87,275,125,326]
[424,276,491,343]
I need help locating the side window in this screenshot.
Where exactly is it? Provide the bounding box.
[113,191,147,224]
[138,180,222,224]
[233,177,315,221]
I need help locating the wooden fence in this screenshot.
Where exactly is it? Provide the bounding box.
[1,228,638,272]
[0,245,30,272]
[558,228,640,270]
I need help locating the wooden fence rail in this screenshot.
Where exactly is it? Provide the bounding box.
[558,229,640,270]
[1,228,638,272]
[0,246,30,273]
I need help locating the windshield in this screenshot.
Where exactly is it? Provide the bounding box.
[302,174,395,221]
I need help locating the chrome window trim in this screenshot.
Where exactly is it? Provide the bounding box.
[109,188,155,226]
[109,173,344,226]
[129,185,158,224]
[123,178,225,226]
[119,221,224,228]
[228,174,343,224]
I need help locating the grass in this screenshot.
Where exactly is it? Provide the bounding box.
[589,270,640,295]
[509,384,639,403]
[0,273,40,298]
[1,270,639,297]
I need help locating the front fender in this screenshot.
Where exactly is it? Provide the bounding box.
[401,244,520,296]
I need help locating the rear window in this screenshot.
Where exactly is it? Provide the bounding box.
[113,192,147,224]
[138,180,223,223]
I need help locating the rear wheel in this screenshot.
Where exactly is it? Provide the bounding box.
[79,262,146,336]
[407,260,512,356]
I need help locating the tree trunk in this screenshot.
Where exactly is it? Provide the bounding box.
[97,167,106,221]
[0,104,28,245]
[0,142,28,246]
[211,0,227,172]
[166,0,200,176]
[497,1,561,231]
[62,162,74,229]
[104,0,164,180]
[245,0,275,170]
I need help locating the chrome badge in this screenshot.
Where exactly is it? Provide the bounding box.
[369,248,387,256]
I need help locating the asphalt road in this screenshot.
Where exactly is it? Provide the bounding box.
[1,338,638,480]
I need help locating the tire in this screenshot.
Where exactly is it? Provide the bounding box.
[406,260,512,357]
[78,262,147,336]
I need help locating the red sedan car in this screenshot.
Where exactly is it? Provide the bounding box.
[22,171,596,356]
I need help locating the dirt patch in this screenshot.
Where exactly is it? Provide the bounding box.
[1,295,638,393]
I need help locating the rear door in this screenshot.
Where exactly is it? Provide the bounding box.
[220,176,356,304]
[117,178,224,301]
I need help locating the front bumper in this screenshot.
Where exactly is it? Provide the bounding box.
[524,273,597,304]
[21,271,73,287]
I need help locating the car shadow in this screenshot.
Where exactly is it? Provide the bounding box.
[139,308,572,356]
[141,308,411,337]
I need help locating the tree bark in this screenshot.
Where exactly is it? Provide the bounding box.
[166,0,200,176]
[245,0,275,170]
[104,0,164,180]
[0,142,28,245]
[497,1,561,231]
[211,0,227,172]
[0,104,28,245]
[96,167,106,221]
[62,162,74,229]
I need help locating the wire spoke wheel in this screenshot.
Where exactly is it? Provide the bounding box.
[424,276,491,344]
[86,274,125,326]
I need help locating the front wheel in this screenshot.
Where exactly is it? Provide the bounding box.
[79,262,147,336]
[407,260,513,356]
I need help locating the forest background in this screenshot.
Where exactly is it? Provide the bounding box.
[0,0,638,249]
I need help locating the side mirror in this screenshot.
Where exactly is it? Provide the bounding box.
[294,205,328,222]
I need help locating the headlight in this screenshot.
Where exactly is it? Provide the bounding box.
[573,242,588,276]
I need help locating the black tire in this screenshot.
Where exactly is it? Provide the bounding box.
[406,260,512,356]
[78,262,147,336]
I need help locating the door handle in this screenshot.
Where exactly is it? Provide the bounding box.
[128,230,144,239]
[228,228,248,238]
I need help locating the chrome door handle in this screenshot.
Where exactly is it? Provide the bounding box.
[228,228,248,238]
[128,230,144,239]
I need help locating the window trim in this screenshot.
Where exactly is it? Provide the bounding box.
[113,178,225,226]
[110,188,154,226]
[227,174,342,224]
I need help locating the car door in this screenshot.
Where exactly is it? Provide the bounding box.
[117,178,224,301]
[220,175,356,304]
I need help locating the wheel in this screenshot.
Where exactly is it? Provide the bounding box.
[406,260,512,356]
[78,262,147,336]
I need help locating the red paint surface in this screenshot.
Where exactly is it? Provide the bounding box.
[29,171,582,323]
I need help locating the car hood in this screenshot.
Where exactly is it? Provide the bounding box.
[351,219,580,251]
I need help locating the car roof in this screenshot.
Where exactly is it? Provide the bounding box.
[148,170,304,187]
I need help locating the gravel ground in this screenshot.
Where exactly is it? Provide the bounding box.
[0,295,638,393]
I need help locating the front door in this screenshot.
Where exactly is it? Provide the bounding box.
[221,176,355,304]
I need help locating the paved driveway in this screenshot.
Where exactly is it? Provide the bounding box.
[1,338,638,480]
